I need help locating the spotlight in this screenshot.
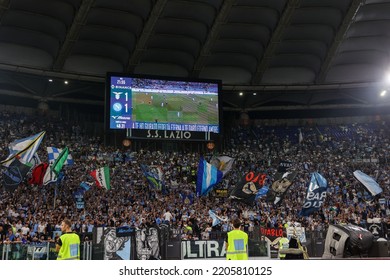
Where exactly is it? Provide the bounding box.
[380,90,387,97]
[239,92,243,96]
[64,80,68,85]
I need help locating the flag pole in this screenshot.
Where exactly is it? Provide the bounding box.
[53,184,57,209]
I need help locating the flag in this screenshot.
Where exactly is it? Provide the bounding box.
[277,160,293,173]
[140,164,164,191]
[42,167,57,185]
[80,181,93,193]
[51,147,69,176]
[210,156,234,177]
[1,131,45,167]
[300,172,327,216]
[91,166,111,190]
[208,210,227,227]
[74,190,85,209]
[47,147,74,165]
[29,153,41,167]
[298,129,303,144]
[179,192,194,205]
[230,171,265,205]
[2,158,32,192]
[353,170,382,197]
[266,160,297,205]
[196,157,223,196]
[28,162,49,186]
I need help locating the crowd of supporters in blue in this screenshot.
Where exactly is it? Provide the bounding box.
[0,111,389,247]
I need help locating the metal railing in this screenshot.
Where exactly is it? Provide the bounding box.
[1,241,93,260]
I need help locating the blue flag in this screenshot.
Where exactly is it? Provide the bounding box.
[196,158,223,196]
[180,192,194,205]
[2,158,32,192]
[74,189,85,209]
[300,172,327,216]
[140,164,164,191]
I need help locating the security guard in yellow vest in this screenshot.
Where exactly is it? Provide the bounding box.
[56,218,80,260]
[278,231,290,260]
[225,218,248,260]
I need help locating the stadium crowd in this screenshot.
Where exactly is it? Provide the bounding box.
[0,111,389,246]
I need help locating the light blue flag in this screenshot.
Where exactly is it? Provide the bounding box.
[208,210,227,227]
[1,131,45,167]
[80,181,92,193]
[255,185,269,199]
[196,158,223,196]
[208,210,221,227]
[353,170,382,197]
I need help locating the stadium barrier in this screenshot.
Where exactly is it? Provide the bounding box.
[180,239,270,260]
[1,242,92,260]
[1,228,388,260]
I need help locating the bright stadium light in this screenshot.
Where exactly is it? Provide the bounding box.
[380,90,387,97]
[239,92,243,96]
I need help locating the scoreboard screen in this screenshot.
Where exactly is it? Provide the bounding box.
[106,73,221,134]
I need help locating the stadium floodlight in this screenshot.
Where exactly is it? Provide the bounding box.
[380,90,387,97]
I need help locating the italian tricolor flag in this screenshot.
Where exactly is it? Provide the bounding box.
[90,166,111,190]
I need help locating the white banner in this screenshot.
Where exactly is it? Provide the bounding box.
[2,260,387,280]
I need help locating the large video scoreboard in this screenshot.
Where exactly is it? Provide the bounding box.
[105,73,222,141]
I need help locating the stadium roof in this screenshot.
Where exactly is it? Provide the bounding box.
[0,0,390,115]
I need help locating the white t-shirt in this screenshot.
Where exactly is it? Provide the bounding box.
[163,211,173,221]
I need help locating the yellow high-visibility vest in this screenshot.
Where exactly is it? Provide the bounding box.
[226,230,248,260]
[278,237,289,259]
[57,232,80,260]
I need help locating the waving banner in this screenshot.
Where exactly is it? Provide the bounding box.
[300,172,327,216]
[353,170,382,199]
[196,158,223,196]
[230,171,268,205]
[266,160,297,205]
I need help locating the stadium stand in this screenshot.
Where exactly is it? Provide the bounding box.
[0,111,388,259]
